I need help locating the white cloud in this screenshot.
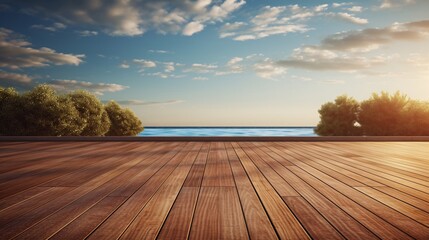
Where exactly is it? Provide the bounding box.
[319,20,429,52]
[119,63,130,69]
[197,0,246,22]
[164,62,175,72]
[182,21,204,36]
[48,79,128,95]
[0,71,32,83]
[115,99,184,106]
[13,0,245,36]
[31,22,66,32]
[220,4,330,41]
[215,57,245,75]
[76,30,98,37]
[149,49,170,54]
[332,2,353,8]
[251,6,286,26]
[185,63,218,73]
[227,57,243,66]
[334,12,368,24]
[380,0,416,9]
[219,22,246,38]
[193,76,209,81]
[314,4,329,12]
[0,28,84,69]
[133,59,157,68]
[145,72,184,79]
[253,59,286,80]
[276,47,386,71]
[233,34,256,41]
[347,6,363,12]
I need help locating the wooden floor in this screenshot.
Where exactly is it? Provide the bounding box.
[1,141,429,239]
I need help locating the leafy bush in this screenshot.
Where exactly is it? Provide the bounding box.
[315,95,361,136]
[0,88,23,135]
[104,101,144,136]
[359,92,408,136]
[0,85,143,136]
[67,90,110,136]
[316,91,429,136]
[21,85,83,136]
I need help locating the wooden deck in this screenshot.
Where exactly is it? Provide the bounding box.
[1,141,429,239]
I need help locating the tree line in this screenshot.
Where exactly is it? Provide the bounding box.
[0,85,143,136]
[315,92,429,136]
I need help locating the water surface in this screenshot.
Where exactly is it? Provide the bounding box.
[139,127,316,137]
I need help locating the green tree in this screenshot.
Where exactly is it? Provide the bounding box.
[0,87,24,135]
[315,95,361,136]
[21,85,84,136]
[67,90,111,136]
[105,101,143,136]
[398,100,429,135]
[359,92,408,136]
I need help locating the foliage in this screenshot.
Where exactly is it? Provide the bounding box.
[67,90,111,136]
[359,92,409,136]
[315,95,362,136]
[396,100,429,136]
[20,85,84,136]
[0,85,143,136]
[0,88,24,135]
[316,91,429,136]
[104,101,144,136]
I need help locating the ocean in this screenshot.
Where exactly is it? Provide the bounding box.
[139,127,316,137]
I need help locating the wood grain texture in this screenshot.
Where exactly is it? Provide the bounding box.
[0,141,428,239]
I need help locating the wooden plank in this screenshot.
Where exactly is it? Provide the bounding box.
[189,187,248,240]
[0,186,51,210]
[373,186,429,213]
[253,142,376,240]
[87,142,195,239]
[3,143,156,239]
[157,143,210,239]
[0,187,73,223]
[356,186,429,226]
[40,142,157,187]
[283,197,344,240]
[119,142,202,239]
[299,144,429,202]
[277,144,429,238]
[280,142,384,187]
[49,196,127,240]
[308,143,429,185]
[2,141,429,239]
[0,142,137,198]
[201,142,235,187]
[258,143,365,187]
[107,142,182,197]
[287,163,428,239]
[239,142,299,197]
[225,142,279,240]
[157,187,200,240]
[183,143,210,187]
[231,142,309,240]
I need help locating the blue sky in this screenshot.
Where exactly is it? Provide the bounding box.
[1,0,428,126]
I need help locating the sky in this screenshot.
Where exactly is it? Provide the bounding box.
[0,0,428,126]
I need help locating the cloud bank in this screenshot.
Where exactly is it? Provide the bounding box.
[15,0,245,36]
[0,28,84,69]
[48,79,128,95]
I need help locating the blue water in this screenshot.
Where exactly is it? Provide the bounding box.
[139,127,316,137]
